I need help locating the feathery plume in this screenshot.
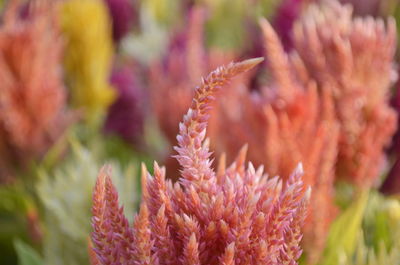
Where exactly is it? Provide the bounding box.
[0,0,70,181]
[149,6,208,146]
[148,6,245,176]
[208,1,397,262]
[208,16,339,263]
[291,0,397,188]
[92,58,310,264]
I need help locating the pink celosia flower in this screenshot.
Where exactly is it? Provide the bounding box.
[0,0,70,181]
[91,58,310,264]
[149,7,209,146]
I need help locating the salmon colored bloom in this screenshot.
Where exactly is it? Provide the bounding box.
[0,0,70,181]
[291,1,397,188]
[208,1,397,263]
[91,58,310,264]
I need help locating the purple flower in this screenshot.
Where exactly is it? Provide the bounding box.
[105,0,135,43]
[272,0,303,50]
[104,64,144,144]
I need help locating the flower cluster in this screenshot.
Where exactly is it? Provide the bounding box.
[208,1,397,262]
[91,58,310,264]
[0,0,70,181]
[292,1,397,187]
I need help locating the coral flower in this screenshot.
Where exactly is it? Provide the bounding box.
[208,1,397,262]
[91,58,310,264]
[0,0,70,181]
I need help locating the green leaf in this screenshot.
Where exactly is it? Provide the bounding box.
[14,239,43,265]
[319,190,369,265]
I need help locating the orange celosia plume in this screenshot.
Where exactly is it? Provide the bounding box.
[0,0,70,181]
[208,1,397,263]
[291,1,397,188]
[208,17,339,264]
[91,58,310,264]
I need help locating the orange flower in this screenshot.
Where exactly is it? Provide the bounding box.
[0,0,70,181]
[291,1,397,188]
[208,1,397,262]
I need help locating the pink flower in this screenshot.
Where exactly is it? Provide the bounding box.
[91,58,309,264]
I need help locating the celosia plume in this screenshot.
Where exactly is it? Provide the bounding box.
[149,6,249,176]
[291,1,397,188]
[91,58,310,264]
[0,0,70,181]
[208,1,397,262]
[209,17,339,264]
[149,6,208,146]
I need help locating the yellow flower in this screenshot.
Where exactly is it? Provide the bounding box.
[60,0,115,125]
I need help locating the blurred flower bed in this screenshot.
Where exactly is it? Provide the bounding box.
[1,0,400,264]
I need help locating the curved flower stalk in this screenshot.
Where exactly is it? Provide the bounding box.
[0,0,70,181]
[60,0,115,125]
[91,58,310,264]
[149,6,210,146]
[149,6,250,177]
[37,141,137,265]
[149,6,249,152]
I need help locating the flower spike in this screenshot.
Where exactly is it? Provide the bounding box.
[91,58,310,265]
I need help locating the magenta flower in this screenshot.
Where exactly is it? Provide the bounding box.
[272,0,304,50]
[104,64,144,144]
[104,0,136,43]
